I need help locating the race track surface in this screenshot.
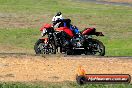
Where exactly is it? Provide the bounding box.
[79,0,132,7]
[0,54,132,82]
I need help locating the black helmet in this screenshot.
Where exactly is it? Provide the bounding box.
[56,12,62,16]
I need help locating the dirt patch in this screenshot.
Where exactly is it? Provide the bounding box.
[0,55,132,82]
[0,13,51,29]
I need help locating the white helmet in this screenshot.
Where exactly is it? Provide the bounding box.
[52,12,63,22]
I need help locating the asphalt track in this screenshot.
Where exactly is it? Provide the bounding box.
[78,0,132,7]
[0,52,132,59]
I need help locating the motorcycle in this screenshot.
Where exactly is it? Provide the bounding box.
[34,23,105,56]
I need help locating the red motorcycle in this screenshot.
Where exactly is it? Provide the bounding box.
[34,23,105,56]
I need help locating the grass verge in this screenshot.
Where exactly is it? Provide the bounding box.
[0,28,131,56]
[0,82,132,88]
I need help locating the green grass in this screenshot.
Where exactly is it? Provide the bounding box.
[0,28,39,49]
[0,0,132,56]
[0,82,132,88]
[0,82,43,88]
[0,28,131,56]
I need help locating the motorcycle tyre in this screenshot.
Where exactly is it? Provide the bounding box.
[34,39,44,54]
[34,39,56,54]
[85,39,105,56]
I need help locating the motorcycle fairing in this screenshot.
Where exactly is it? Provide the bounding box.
[40,23,52,31]
[39,38,48,43]
[55,27,74,37]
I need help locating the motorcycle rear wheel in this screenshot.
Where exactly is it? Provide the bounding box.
[85,39,105,56]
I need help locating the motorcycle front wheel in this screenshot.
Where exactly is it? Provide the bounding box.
[34,39,56,54]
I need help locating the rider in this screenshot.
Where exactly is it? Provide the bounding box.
[52,12,80,35]
[52,12,83,48]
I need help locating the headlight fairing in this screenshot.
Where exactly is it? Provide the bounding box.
[41,29,47,36]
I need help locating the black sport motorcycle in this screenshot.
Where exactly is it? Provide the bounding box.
[34,23,105,56]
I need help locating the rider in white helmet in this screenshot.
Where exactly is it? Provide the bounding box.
[52,12,80,35]
[52,12,64,28]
